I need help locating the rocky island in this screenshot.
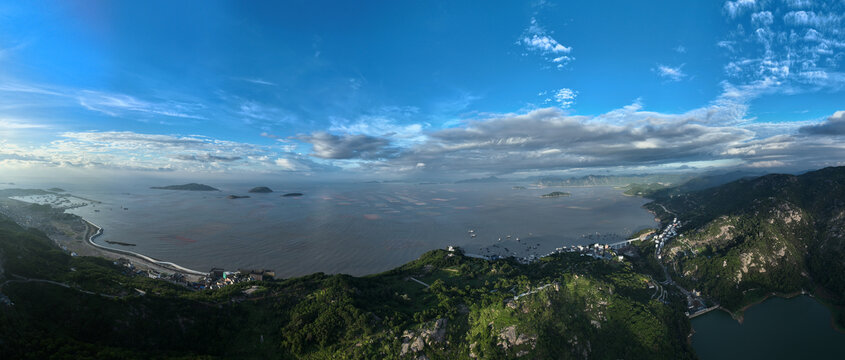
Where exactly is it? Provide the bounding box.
[248,186,273,193]
[281,192,303,197]
[540,191,571,198]
[226,195,250,199]
[150,183,219,191]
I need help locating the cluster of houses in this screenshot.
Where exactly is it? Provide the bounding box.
[654,218,680,260]
[202,268,276,290]
[448,242,624,265]
[112,258,275,290]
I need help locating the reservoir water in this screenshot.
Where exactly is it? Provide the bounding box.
[691,295,844,359]
[34,182,658,277]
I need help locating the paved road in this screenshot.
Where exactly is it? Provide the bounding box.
[409,277,430,288]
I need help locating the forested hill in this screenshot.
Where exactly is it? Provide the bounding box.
[646,166,845,324]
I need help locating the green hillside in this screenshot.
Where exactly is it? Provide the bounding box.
[646,166,845,325]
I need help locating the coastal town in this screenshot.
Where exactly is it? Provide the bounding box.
[450,216,716,318]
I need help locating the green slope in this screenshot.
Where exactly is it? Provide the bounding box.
[647,166,845,326]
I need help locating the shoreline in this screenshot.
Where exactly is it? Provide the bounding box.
[719,290,808,324]
[81,218,208,278]
[688,291,845,346]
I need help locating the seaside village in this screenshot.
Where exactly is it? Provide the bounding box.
[448,217,713,318]
[111,258,275,290]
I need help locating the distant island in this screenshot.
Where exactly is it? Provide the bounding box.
[226,195,250,199]
[512,186,526,190]
[248,186,273,193]
[151,183,219,191]
[47,187,65,192]
[541,191,571,198]
[282,192,303,197]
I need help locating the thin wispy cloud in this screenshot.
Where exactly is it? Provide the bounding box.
[78,91,206,119]
[0,118,49,129]
[655,64,687,82]
[235,77,277,86]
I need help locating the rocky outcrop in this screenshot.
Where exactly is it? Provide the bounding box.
[497,325,536,354]
[400,318,448,357]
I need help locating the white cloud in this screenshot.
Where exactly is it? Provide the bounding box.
[0,130,315,174]
[751,11,774,27]
[783,11,841,28]
[718,1,845,98]
[275,158,303,171]
[520,18,574,68]
[655,64,687,81]
[724,0,756,18]
[328,106,428,147]
[785,0,812,8]
[553,88,577,109]
[522,34,572,54]
[747,160,786,168]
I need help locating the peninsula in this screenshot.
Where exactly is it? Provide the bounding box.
[150,183,219,191]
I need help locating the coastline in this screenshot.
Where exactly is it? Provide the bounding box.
[719,290,808,324]
[81,218,208,279]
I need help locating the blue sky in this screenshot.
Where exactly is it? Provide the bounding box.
[1,0,844,180]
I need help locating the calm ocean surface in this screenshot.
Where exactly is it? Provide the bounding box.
[691,296,844,359]
[46,182,658,277]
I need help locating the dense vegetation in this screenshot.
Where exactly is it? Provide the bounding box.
[0,214,694,359]
[646,166,845,325]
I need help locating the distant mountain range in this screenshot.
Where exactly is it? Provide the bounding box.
[536,173,694,187]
